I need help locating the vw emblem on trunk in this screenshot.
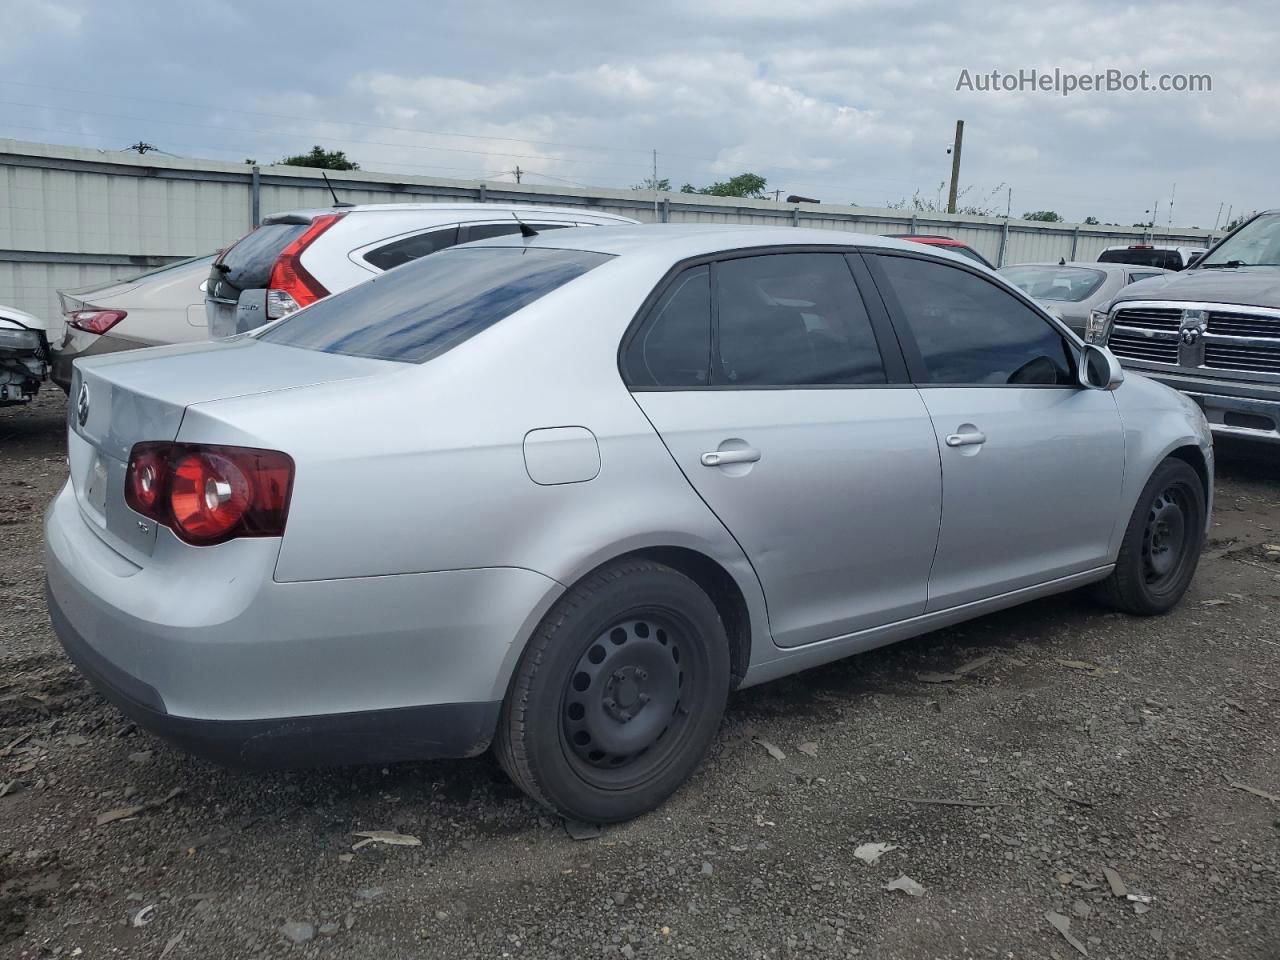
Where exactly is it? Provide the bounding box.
[76,382,91,427]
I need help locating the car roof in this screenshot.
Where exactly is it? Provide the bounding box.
[1100,244,1204,253]
[265,202,638,222]
[463,223,982,264]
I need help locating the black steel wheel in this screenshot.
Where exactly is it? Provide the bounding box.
[1096,457,1205,615]
[496,560,730,823]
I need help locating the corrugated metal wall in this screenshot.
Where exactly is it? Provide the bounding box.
[0,138,1220,322]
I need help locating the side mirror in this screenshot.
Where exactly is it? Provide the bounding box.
[198,279,209,293]
[1186,252,1204,268]
[1079,343,1125,391]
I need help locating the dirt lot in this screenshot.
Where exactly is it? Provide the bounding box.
[1,387,1277,960]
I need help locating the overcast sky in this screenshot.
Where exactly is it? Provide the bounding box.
[2,0,1276,229]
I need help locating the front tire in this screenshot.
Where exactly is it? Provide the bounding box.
[496,559,730,823]
[1095,458,1205,615]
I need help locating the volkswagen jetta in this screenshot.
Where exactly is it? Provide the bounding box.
[45,225,1213,823]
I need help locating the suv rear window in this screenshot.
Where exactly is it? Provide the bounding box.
[1099,248,1183,270]
[214,221,309,292]
[259,247,612,363]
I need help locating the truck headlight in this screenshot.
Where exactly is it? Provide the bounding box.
[1085,310,1110,344]
[0,326,41,351]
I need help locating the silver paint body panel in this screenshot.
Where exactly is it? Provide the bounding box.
[45,225,1213,734]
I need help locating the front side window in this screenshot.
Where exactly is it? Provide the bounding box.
[715,253,886,386]
[875,254,1074,386]
[364,226,459,271]
[1000,265,1107,303]
[260,247,612,363]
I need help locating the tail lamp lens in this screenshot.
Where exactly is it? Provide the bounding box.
[67,309,127,334]
[125,443,294,545]
[266,213,344,318]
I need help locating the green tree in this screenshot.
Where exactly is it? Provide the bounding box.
[1223,211,1256,233]
[633,176,672,191]
[1023,210,1064,222]
[679,172,768,199]
[1083,216,1100,225]
[280,146,360,170]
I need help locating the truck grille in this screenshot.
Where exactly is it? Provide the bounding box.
[1110,307,1182,331]
[1108,332,1179,365]
[1204,342,1280,374]
[1207,311,1280,337]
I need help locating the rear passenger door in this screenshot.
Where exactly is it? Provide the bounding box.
[625,250,943,648]
[866,252,1125,610]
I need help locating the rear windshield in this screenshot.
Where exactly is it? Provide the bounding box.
[215,222,309,292]
[1099,248,1184,270]
[259,246,613,363]
[1000,265,1107,302]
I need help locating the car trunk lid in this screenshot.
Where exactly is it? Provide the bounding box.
[67,336,391,559]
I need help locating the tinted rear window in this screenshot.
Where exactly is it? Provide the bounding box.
[216,222,309,291]
[1099,248,1183,270]
[259,246,612,363]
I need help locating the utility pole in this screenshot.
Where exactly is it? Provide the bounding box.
[513,165,522,184]
[126,141,158,154]
[653,149,659,221]
[1213,201,1224,232]
[771,189,784,202]
[1166,182,1176,243]
[946,120,964,214]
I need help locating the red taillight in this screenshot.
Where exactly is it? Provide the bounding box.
[266,213,344,318]
[125,443,294,546]
[67,309,127,334]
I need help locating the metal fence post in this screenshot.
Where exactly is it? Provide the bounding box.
[791,207,799,227]
[1070,225,1080,261]
[250,166,260,227]
[479,183,487,203]
[661,198,670,223]
[910,214,918,236]
[997,221,1009,267]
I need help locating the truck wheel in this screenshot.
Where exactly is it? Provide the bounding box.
[1095,458,1205,615]
[496,559,730,823]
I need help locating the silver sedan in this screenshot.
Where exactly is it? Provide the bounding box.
[1000,261,1170,335]
[46,226,1212,823]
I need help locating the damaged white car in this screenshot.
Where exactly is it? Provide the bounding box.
[0,302,51,407]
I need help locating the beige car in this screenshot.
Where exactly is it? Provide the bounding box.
[51,255,214,392]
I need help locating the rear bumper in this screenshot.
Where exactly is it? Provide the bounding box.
[43,480,561,767]
[47,584,500,767]
[1135,370,1280,445]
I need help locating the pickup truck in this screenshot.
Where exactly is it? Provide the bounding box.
[1092,210,1280,445]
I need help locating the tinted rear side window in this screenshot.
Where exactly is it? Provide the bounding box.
[216,222,308,291]
[622,266,712,387]
[259,247,612,363]
[716,253,886,386]
[364,226,459,271]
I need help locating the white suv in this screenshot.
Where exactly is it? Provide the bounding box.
[205,203,638,337]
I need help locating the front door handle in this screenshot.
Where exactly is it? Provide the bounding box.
[701,448,761,467]
[945,430,987,447]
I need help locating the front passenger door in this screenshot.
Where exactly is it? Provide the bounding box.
[867,252,1125,611]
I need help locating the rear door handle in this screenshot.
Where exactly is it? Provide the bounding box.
[701,448,761,467]
[945,431,987,447]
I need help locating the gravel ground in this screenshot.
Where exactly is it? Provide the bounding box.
[1,387,1278,960]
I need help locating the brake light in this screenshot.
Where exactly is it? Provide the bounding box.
[67,309,127,334]
[125,442,294,546]
[1128,244,1154,250]
[266,213,344,319]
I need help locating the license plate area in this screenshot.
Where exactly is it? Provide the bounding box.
[85,453,109,518]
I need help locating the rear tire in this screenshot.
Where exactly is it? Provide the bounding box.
[1095,458,1205,615]
[496,559,730,823]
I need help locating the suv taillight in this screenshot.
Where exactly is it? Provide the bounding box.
[125,443,294,546]
[67,309,127,334]
[266,213,345,319]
